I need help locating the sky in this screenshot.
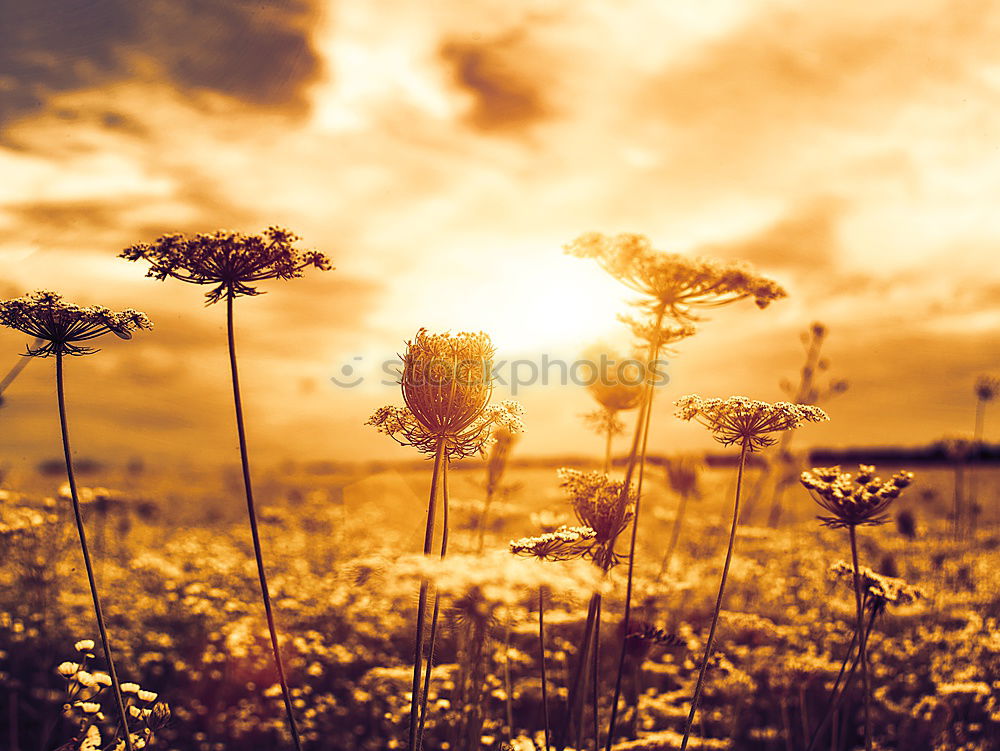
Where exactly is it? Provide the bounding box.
[1,0,999,467]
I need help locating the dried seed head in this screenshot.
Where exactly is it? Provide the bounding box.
[566,232,786,321]
[557,468,635,567]
[675,395,828,452]
[801,464,914,528]
[0,291,152,357]
[120,226,332,304]
[368,329,523,458]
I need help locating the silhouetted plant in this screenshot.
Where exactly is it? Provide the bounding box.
[655,454,703,583]
[676,395,827,751]
[801,464,913,751]
[565,232,787,747]
[581,351,643,473]
[762,322,848,527]
[121,228,331,751]
[0,290,152,750]
[368,328,521,751]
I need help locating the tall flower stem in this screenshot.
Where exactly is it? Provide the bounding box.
[605,307,666,749]
[55,353,133,751]
[656,490,690,583]
[557,592,599,751]
[848,526,872,751]
[539,586,551,751]
[679,439,749,751]
[0,339,42,396]
[408,439,446,751]
[805,607,876,751]
[416,458,451,747]
[592,596,602,749]
[603,420,614,474]
[226,295,301,751]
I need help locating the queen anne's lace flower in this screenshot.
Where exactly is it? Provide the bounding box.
[557,468,636,568]
[565,232,786,321]
[975,375,999,402]
[368,329,523,458]
[120,226,332,304]
[828,561,925,614]
[0,291,152,357]
[675,395,828,452]
[509,525,597,561]
[801,464,914,528]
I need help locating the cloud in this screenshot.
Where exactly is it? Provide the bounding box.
[0,0,322,128]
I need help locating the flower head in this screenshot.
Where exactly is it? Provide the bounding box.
[624,620,687,660]
[120,226,332,304]
[975,375,999,402]
[828,561,925,615]
[801,464,914,528]
[558,468,636,567]
[565,232,786,321]
[368,329,522,458]
[509,525,597,561]
[675,395,828,452]
[0,292,151,357]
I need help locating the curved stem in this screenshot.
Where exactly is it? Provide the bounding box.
[539,587,551,751]
[416,457,450,748]
[604,308,666,749]
[408,439,446,751]
[679,440,749,751]
[56,353,133,751]
[849,526,872,751]
[226,296,302,751]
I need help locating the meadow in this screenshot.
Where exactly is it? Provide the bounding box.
[0,231,998,751]
[1,457,998,750]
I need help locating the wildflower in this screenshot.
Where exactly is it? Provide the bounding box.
[75,701,102,714]
[624,621,687,661]
[120,226,332,304]
[565,232,786,321]
[368,329,523,459]
[120,682,140,693]
[508,526,597,561]
[801,465,914,528]
[557,468,636,555]
[137,689,158,702]
[57,661,81,677]
[0,291,151,357]
[92,671,113,687]
[676,395,829,452]
[828,561,926,614]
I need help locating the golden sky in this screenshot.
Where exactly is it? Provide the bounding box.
[1,0,999,465]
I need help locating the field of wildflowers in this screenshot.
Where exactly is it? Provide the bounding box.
[0,230,998,751]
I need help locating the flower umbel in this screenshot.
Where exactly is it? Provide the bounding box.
[801,464,914,528]
[0,291,152,357]
[675,395,829,452]
[557,468,636,567]
[120,226,332,304]
[565,232,786,321]
[828,561,925,615]
[367,329,523,458]
[975,375,999,402]
[509,525,597,561]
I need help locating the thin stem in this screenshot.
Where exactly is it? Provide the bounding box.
[848,527,872,751]
[657,490,690,583]
[604,306,666,749]
[539,586,551,751]
[56,353,133,751]
[679,440,749,751]
[226,296,301,751]
[416,458,451,747]
[806,608,876,751]
[408,439,446,750]
[604,419,614,475]
[557,593,599,751]
[504,611,514,741]
[592,596,602,750]
[0,341,42,395]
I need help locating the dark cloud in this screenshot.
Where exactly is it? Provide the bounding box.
[440,32,550,132]
[0,0,322,126]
